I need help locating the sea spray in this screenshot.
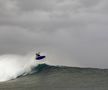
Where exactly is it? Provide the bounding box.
[0,54,37,82]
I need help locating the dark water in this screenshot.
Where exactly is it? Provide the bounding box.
[0,64,108,90]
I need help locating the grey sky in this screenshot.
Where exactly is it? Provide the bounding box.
[0,0,108,68]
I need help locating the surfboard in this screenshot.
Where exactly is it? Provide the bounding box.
[36,56,46,60]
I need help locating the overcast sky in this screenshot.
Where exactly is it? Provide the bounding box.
[0,0,108,68]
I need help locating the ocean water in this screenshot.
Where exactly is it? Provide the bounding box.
[0,64,108,90]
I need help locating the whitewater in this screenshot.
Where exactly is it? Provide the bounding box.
[0,54,38,82]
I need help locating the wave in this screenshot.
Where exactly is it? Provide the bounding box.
[0,54,107,82]
[0,64,108,90]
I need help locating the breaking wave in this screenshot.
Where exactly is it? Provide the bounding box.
[0,53,106,82]
[0,54,38,82]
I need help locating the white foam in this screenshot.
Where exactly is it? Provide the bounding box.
[0,54,37,82]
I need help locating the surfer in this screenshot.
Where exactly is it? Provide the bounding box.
[36,52,46,60]
[36,52,40,57]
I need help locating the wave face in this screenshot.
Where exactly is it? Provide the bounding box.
[0,54,37,82]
